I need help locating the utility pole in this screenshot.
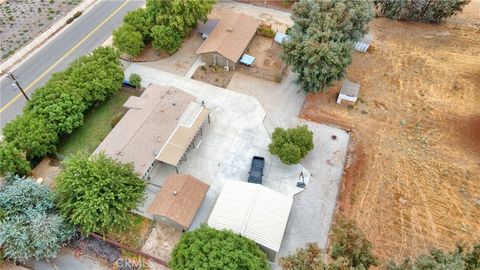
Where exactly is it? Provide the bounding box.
[8,72,29,101]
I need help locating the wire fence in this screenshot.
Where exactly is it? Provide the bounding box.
[0,0,97,76]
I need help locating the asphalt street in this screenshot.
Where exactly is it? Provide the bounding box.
[0,0,144,129]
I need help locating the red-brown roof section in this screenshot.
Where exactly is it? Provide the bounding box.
[148,173,209,229]
[196,13,259,63]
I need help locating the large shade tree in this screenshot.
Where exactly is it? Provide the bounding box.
[0,175,73,263]
[282,0,374,92]
[55,153,146,235]
[170,225,270,270]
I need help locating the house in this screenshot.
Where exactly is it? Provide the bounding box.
[148,173,209,231]
[93,85,210,179]
[208,180,293,261]
[196,13,259,70]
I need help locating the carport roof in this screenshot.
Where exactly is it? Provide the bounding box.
[93,85,196,176]
[208,181,293,252]
[148,173,209,229]
[156,102,210,166]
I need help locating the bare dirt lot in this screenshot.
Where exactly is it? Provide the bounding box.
[0,0,81,60]
[300,15,480,264]
[248,35,284,73]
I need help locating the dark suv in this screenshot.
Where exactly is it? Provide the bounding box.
[248,156,265,184]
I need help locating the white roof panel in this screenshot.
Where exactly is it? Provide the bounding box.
[208,181,293,252]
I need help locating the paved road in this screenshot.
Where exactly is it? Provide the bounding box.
[0,0,144,128]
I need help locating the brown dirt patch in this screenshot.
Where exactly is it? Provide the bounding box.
[301,17,480,264]
[236,0,294,11]
[120,42,168,62]
[248,34,285,73]
[191,64,235,88]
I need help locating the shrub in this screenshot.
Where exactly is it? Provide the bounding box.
[55,153,146,235]
[386,243,480,270]
[3,113,58,159]
[170,224,270,270]
[0,143,31,176]
[129,73,142,88]
[0,176,73,263]
[258,24,276,38]
[280,243,326,270]
[268,125,314,165]
[329,216,379,269]
[72,11,82,18]
[376,0,471,23]
[113,23,145,57]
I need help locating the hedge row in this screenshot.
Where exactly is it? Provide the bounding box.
[113,0,215,56]
[0,47,123,175]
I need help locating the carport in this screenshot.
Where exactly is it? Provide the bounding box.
[156,102,210,172]
[208,181,293,261]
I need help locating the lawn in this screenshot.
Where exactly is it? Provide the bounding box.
[106,213,154,249]
[57,88,138,157]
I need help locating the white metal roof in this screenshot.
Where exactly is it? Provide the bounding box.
[208,181,293,252]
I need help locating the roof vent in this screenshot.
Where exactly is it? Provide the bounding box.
[227,28,233,32]
[173,190,178,196]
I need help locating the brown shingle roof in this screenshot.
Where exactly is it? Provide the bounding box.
[93,85,195,176]
[196,13,259,63]
[148,173,209,229]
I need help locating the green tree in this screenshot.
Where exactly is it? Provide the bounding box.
[282,0,374,92]
[25,84,86,135]
[55,153,146,235]
[147,0,216,37]
[385,243,480,270]
[129,73,142,88]
[0,176,73,263]
[268,125,314,165]
[113,23,145,57]
[3,114,58,159]
[0,143,31,176]
[376,0,471,23]
[170,224,270,270]
[123,8,153,38]
[330,216,379,269]
[151,25,183,54]
[280,243,327,270]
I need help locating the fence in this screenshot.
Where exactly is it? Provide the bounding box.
[237,63,287,83]
[0,0,97,76]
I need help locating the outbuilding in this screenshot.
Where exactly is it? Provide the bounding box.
[207,181,293,261]
[196,13,259,70]
[148,173,209,231]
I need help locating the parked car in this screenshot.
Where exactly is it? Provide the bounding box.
[248,156,265,184]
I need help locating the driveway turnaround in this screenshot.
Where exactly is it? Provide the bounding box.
[125,63,350,266]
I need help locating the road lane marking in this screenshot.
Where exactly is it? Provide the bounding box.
[0,0,129,114]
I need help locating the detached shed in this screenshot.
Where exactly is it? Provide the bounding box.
[208,181,293,261]
[337,80,360,104]
[196,13,259,69]
[148,173,209,231]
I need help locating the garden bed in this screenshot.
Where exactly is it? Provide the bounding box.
[191,64,235,88]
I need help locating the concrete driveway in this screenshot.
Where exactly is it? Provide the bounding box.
[126,62,350,267]
[227,71,350,264]
[126,64,311,222]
